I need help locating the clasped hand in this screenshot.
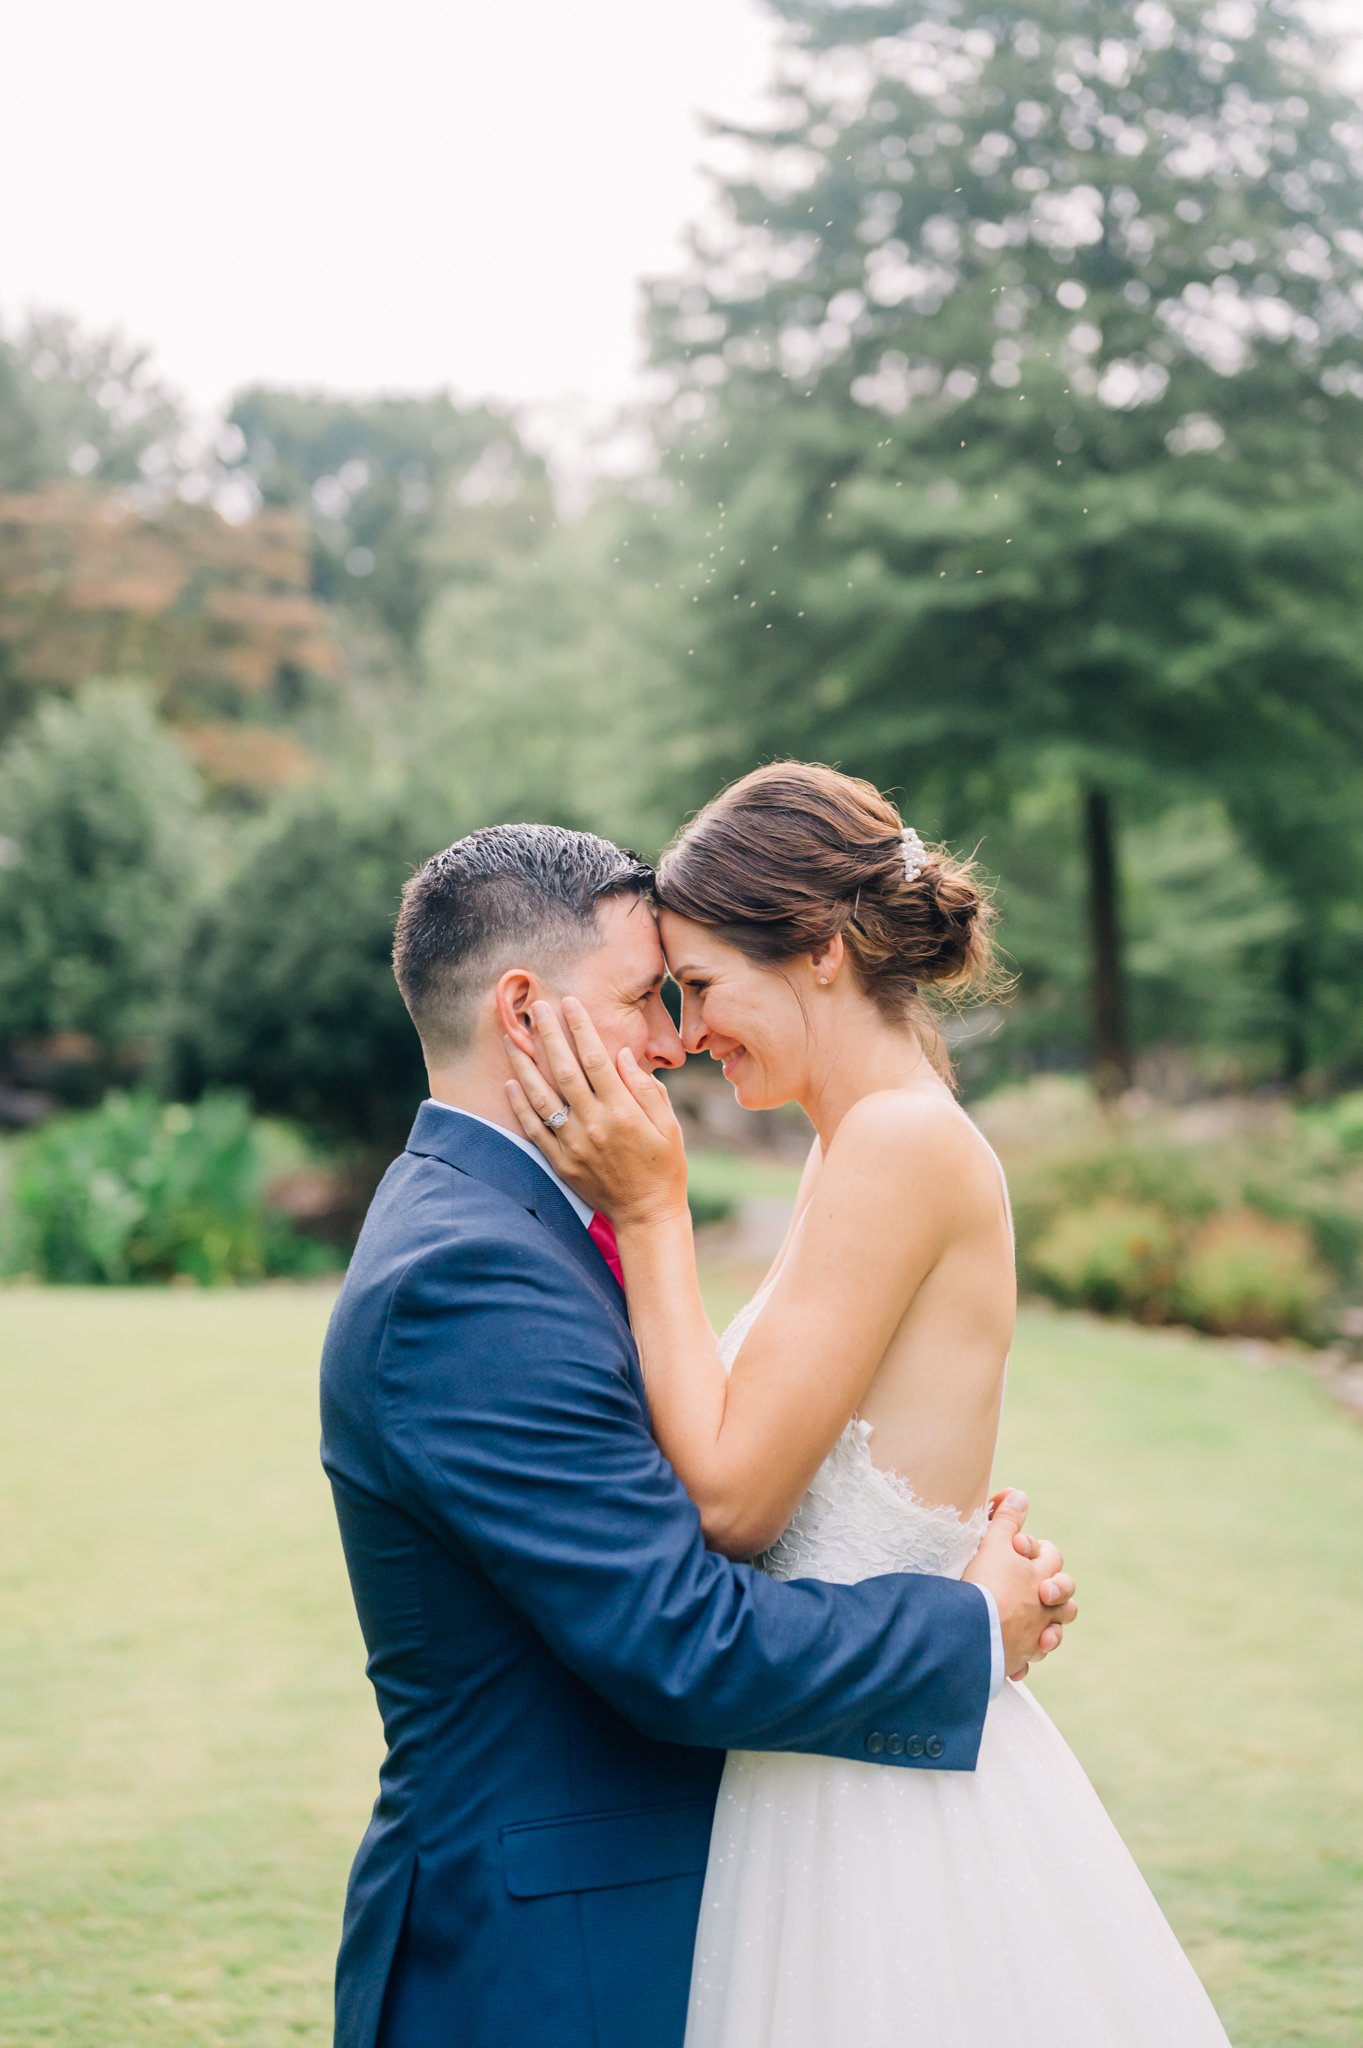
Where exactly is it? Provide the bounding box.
[963,1490,1079,1680]
[504,998,689,1226]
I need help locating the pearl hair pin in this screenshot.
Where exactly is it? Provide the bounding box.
[900,826,927,882]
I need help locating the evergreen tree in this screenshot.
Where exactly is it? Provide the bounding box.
[647,0,1363,1091]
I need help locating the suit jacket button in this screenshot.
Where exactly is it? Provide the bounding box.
[905,1734,925,1758]
[885,1732,904,1756]
[925,1734,945,1759]
[866,1731,886,1755]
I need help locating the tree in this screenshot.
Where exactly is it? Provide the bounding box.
[0,311,185,493]
[646,0,1363,1092]
[175,784,441,1147]
[0,344,43,493]
[958,782,1301,1094]
[225,389,553,655]
[0,682,203,1080]
[0,314,339,797]
[418,493,684,854]
[0,485,339,784]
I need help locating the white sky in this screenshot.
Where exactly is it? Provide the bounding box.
[1,0,779,472]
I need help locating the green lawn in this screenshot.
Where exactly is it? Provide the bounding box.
[1,1281,1359,2046]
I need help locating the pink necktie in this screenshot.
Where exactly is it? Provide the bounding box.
[587,1212,625,1292]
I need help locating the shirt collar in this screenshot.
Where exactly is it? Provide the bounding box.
[430,1102,594,1230]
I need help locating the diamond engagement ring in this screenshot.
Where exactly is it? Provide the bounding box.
[544,1104,571,1131]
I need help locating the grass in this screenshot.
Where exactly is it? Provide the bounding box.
[685,1146,805,1205]
[0,1286,372,2046]
[1,1280,1360,2046]
[685,1146,804,1225]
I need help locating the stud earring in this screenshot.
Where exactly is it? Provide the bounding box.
[817,975,829,985]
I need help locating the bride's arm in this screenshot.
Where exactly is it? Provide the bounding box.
[506,1000,972,1559]
[615,1103,968,1556]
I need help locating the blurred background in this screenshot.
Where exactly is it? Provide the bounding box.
[2,2,1361,2043]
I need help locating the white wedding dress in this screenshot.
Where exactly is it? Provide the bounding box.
[684,1280,1233,2048]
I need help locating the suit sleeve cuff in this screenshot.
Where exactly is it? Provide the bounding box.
[976,1584,1005,1700]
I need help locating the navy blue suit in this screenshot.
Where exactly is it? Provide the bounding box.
[320,1102,991,2048]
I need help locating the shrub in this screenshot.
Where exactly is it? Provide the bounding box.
[1301,1090,1363,1157]
[0,681,203,1076]
[174,785,438,1147]
[4,1091,334,1285]
[684,1152,740,1230]
[1173,1212,1330,1341]
[979,1077,1360,1343]
[1028,1200,1181,1322]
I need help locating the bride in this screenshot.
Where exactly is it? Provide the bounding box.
[506,761,1233,2047]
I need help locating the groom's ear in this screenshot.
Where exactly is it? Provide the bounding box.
[494,969,539,1053]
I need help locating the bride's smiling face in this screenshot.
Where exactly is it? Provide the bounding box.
[659,910,811,1111]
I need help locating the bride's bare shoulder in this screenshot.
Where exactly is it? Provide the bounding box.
[824,1088,1001,1218]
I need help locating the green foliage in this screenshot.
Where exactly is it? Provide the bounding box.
[4,1091,330,1285]
[959,791,1301,1092]
[176,784,438,1145]
[684,1145,805,1228]
[1028,1196,1331,1339]
[418,495,682,852]
[0,311,184,490]
[980,1078,1361,1340]
[0,490,337,762]
[645,0,1363,1087]
[1030,1197,1182,1320]
[1174,1210,1329,1340]
[1301,1089,1363,1155]
[683,1151,742,1227]
[687,1183,736,1229]
[0,681,203,1065]
[0,339,43,491]
[226,388,552,653]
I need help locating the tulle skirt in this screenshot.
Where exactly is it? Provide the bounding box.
[685,1678,1232,2047]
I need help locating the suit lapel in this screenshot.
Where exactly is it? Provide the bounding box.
[405,1101,633,1339]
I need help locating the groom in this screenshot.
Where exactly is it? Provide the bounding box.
[320,822,1076,2048]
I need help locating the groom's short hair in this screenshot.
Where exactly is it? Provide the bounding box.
[393,823,653,1057]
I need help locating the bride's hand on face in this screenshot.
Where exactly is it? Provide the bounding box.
[504,996,690,1227]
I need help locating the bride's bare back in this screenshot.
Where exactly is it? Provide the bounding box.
[767,1082,1015,1520]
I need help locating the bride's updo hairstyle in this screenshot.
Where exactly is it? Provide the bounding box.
[655,762,1002,1070]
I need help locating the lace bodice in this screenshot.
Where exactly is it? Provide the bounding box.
[717,1290,988,1586]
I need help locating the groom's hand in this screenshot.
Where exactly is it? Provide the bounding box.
[962,1490,1078,1682]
